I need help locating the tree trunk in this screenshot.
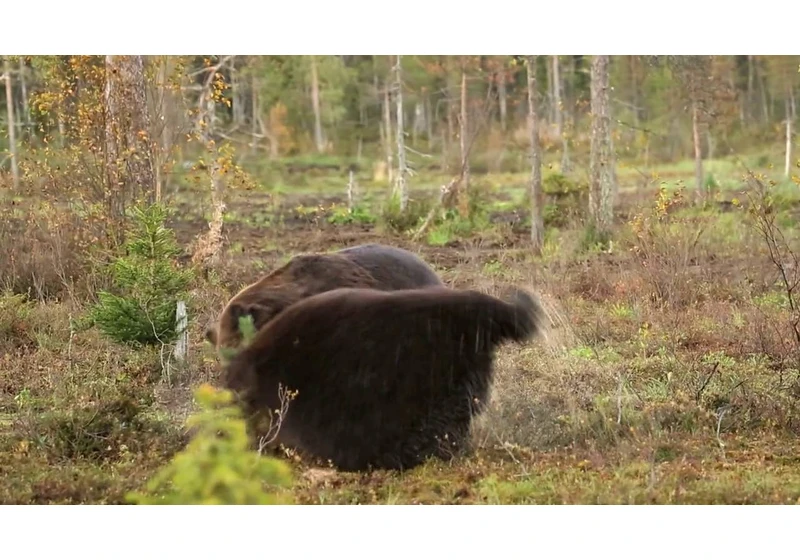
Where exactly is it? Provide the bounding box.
[424,91,434,149]
[629,56,640,127]
[755,57,770,123]
[250,74,260,156]
[412,101,424,146]
[692,99,704,199]
[310,56,325,153]
[357,97,365,163]
[747,55,755,124]
[552,57,563,137]
[786,89,794,179]
[154,59,165,202]
[394,55,408,211]
[526,56,544,254]
[104,55,156,242]
[57,113,66,148]
[383,78,394,186]
[707,131,715,161]
[589,55,616,241]
[232,59,246,128]
[566,56,578,134]
[347,168,355,212]
[3,57,20,190]
[445,56,455,167]
[18,58,29,138]
[546,55,555,125]
[190,59,232,272]
[258,114,279,159]
[497,65,508,132]
[552,55,570,173]
[458,64,470,216]
[154,56,180,201]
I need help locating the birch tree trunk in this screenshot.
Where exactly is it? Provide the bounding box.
[310,56,325,153]
[394,55,408,211]
[526,56,544,254]
[3,57,20,190]
[589,55,616,241]
[104,55,156,242]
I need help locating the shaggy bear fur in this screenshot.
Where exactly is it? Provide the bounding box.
[206,244,443,355]
[221,286,547,472]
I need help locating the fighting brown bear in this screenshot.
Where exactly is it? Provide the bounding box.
[222,285,548,472]
[206,243,443,356]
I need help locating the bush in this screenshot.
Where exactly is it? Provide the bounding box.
[521,172,588,228]
[88,204,194,346]
[328,204,377,226]
[0,291,36,351]
[626,184,709,307]
[426,209,491,246]
[33,396,153,461]
[127,383,294,505]
[380,194,431,234]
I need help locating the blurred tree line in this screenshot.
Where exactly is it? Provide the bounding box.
[0,55,798,255]
[0,54,797,295]
[2,55,797,175]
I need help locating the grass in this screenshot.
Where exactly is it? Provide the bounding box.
[2,150,800,504]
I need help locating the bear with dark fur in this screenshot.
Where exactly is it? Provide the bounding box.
[206,244,443,356]
[221,285,547,472]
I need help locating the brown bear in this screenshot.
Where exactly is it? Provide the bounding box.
[206,243,444,356]
[221,285,547,472]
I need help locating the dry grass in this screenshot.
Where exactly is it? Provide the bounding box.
[3,175,800,504]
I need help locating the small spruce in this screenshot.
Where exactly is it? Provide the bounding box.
[89,204,194,346]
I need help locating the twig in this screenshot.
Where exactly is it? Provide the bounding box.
[258,384,296,454]
[405,146,434,159]
[695,361,720,403]
[614,119,668,139]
